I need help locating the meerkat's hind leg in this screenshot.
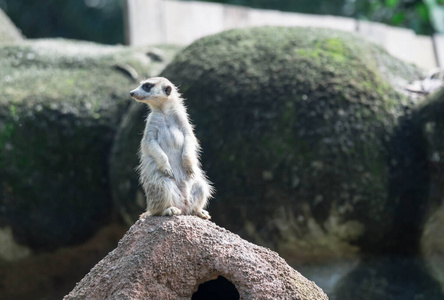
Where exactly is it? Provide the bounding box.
[189,181,211,219]
[162,206,182,216]
[195,209,211,220]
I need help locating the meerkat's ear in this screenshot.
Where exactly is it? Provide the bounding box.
[164,85,172,96]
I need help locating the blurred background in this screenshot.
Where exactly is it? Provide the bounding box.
[0,0,444,299]
[0,0,443,43]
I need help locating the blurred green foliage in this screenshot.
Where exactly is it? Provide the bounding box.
[0,0,124,44]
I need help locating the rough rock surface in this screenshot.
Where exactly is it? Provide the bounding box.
[108,26,422,262]
[64,216,328,300]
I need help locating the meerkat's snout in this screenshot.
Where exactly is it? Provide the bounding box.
[129,86,145,100]
[129,87,140,98]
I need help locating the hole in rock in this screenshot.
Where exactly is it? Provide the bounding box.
[192,276,240,300]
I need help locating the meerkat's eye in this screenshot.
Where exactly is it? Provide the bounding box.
[142,83,154,92]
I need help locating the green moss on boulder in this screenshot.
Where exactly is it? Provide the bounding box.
[0,39,177,251]
[110,27,422,261]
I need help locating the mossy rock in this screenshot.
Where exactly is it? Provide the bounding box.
[109,27,422,261]
[109,101,147,225]
[416,88,444,290]
[414,88,444,208]
[0,38,179,252]
[0,8,23,44]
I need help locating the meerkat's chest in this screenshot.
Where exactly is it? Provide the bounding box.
[156,121,184,150]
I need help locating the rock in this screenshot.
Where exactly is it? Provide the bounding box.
[382,87,444,256]
[108,26,422,262]
[64,216,328,300]
[422,205,444,293]
[0,8,23,44]
[0,39,179,252]
[109,101,148,225]
[332,256,443,300]
[417,88,444,289]
[0,223,127,300]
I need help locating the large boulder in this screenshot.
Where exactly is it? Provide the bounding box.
[0,223,127,300]
[0,39,179,253]
[64,216,328,300]
[418,88,444,289]
[332,256,443,300]
[331,88,444,300]
[109,26,422,262]
[109,101,147,225]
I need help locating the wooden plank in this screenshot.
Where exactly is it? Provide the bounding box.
[357,20,430,68]
[164,0,224,44]
[357,20,387,46]
[434,34,444,68]
[278,12,356,32]
[385,26,419,65]
[248,8,283,26]
[249,9,355,32]
[223,4,250,30]
[414,35,437,69]
[124,0,166,46]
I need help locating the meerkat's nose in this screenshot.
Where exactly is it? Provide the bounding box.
[130,91,135,97]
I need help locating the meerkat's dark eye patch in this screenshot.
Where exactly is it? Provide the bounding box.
[164,85,172,96]
[142,83,154,92]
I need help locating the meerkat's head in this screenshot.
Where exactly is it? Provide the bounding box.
[130,77,177,106]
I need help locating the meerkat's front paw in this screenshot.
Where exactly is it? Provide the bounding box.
[162,167,174,178]
[162,206,182,216]
[184,165,195,177]
[182,156,195,176]
[196,209,211,220]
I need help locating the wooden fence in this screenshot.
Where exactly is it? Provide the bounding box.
[124,0,444,69]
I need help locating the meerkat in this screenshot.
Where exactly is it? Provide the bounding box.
[130,77,213,219]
